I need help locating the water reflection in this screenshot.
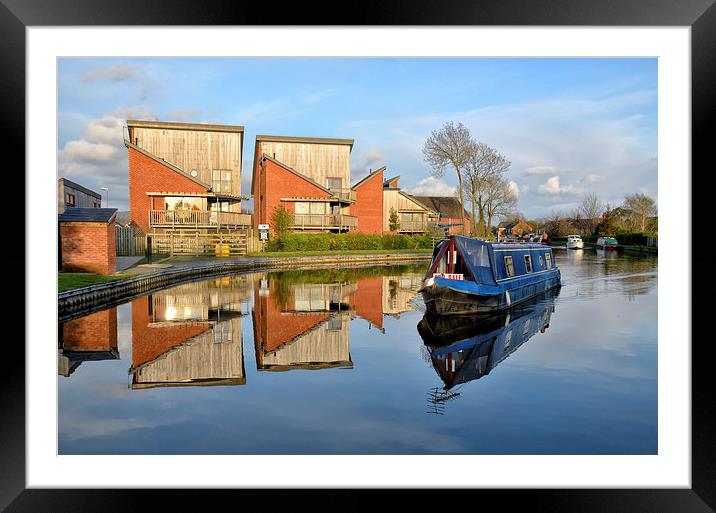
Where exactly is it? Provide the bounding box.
[418,288,559,410]
[129,276,250,388]
[58,307,119,376]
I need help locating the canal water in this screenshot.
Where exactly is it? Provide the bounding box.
[58,249,657,455]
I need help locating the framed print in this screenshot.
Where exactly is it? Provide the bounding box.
[4,0,713,510]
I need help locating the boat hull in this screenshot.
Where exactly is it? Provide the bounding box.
[421,274,561,316]
[567,242,584,249]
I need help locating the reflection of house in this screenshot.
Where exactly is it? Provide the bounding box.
[346,272,424,330]
[382,176,437,233]
[58,308,119,377]
[130,276,249,388]
[125,120,250,237]
[252,135,357,233]
[381,274,424,317]
[411,196,469,235]
[58,177,102,214]
[252,276,353,370]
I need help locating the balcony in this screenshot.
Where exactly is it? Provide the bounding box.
[291,213,358,231]
[398,220,432,233]
[149,210,252,229]
[328,188,356,203]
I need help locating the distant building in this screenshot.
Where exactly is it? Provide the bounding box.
[381,175,437,233]
[411,195,470,235]
[57,178,102,214]
[497,219,533,236]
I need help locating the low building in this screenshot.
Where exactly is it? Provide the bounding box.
[411,195,470,235]
[252,135,357,234]
[497,219,533,236]
[58,207,117,275]
[59,308,119,377]
[57,178,102,214]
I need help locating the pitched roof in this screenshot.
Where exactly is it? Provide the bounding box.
[58,178,102,199]
[255,134,354,147]
[260,154,333,195]
[127,119,244,133]
[411,196,467,218]
[351,166,386,190]
[124,140,211,189]
[58,207,117,223]
[398,192,437,213]
[383,175,400,188]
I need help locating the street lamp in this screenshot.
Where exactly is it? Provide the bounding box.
[100,187,109,208]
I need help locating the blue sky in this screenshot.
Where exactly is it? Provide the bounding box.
[58,57,657,219]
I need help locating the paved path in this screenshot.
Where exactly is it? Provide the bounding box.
[115,256,144,272]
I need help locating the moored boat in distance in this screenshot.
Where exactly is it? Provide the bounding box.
[566,234,584,249]
[595,236,619,250]
[419,235,561,315]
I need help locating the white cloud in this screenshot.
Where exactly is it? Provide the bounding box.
[525,165,558,175]
[508,180,520,198]
[537,176,585,195]
[81,63,139,82]
[580,174,604,184]
[407,177,457,196]
[61,140,118,162]
[85,116,125,144]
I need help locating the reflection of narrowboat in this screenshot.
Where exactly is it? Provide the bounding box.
[418,288,559,389]
[420,235,561,315]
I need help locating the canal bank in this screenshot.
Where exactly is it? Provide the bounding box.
[58,252,432,322]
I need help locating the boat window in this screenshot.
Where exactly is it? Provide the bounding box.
[504,256,514,277]
[545,253,552,269]
[539,255,544,267]
[524,255,533,273]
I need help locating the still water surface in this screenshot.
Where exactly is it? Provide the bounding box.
[58,249,657,454]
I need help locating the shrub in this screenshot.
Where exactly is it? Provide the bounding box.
[258,232,434,252]
[615,232,651,246]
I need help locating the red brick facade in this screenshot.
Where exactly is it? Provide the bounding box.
[127,145,209,233]
[350,169,384,234]
[60,220,116,275]
[63,307,118,352]
[349,276,384,329]
[253,156,331,233]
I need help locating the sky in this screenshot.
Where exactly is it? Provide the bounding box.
[57,57,657,219]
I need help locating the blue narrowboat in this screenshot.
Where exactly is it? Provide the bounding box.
[420,235,561,315]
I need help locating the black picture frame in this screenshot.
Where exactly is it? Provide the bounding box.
[4,1,712,511]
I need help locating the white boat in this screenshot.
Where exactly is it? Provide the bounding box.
[566,235,584,249]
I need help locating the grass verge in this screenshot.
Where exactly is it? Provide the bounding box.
[247,248,433,258]
[58,273,128,293]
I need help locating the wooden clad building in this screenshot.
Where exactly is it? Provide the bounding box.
[382,175,437,233]
[57,178,102,214]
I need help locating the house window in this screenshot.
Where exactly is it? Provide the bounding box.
[545,253,552,269]
[295,202,310,215]
[326,177,342,190]
[504,256,515,277]
[524,255,533,273]
[164,197,202,211]
[209,201,230,212]
[212,169,232,193]
[310,202,326,214]
[65,193,76,208]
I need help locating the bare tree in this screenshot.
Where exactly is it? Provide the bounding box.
[623,193,657,232]
[578,192,605,236]
[485,174,518,236]
[423,122,475,235]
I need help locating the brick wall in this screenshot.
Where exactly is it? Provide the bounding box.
[349,276,384,329]
[62,307,118,352]
[128,146,209,233]
[254,157,331,233]
[60,221,116,275]
[350,169,384,234]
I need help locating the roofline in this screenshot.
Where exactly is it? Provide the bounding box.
[383,175,400,186]
[255,134,354,148]
[351,166,386,190]
[399,191,437,213]
[124,139,211,189]
[127,119,244,133]
[259,154,334,195]
[57,177,102,199]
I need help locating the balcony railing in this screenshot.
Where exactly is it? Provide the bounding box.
[291,213,358,231]
[398,220,431,233]
[149,210,252,229]
[328,188,356,203]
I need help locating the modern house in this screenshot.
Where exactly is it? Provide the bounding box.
[57,178,102,214]
[252,135,357,233]
[381,175,437,233]
[125,120,251,244]
[411,196,470,235]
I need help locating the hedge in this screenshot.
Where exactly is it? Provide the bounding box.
[265,233,435,252]
[614,232,653,246]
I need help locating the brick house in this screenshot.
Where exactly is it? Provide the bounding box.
[252,135,357,234]
[125,120,250,237]
[349,167,385,234]
[58,207,117,275]
[59,307,119,377]
[497,219,533,236]
[411,195,470,235]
